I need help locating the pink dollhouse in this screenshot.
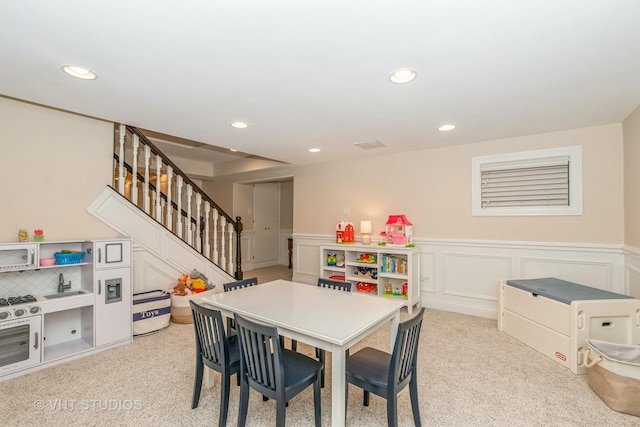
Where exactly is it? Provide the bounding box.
[380,215,413,245]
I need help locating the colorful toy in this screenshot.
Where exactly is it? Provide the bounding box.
[33,229,44,242]
[336,220,355,243]
[356,282,376,293]
[173,280,192,296]
[379,215,413,245]
[357,253,376,263]
[327,253,337,266]
[190,269,214,292]
[354,266,377,279]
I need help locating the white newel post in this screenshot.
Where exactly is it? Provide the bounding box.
[212,209,219,264]
[165,166,173,231]
[131,134,140,205]
[227,221,234,274]
[176,176,183,239]
[220,216,227,270]
[204,201,211,259]
[186,184,193,246]
[143,144,151,215]
[118,124,126,195]
[155,154,163,222]
[195,193,202,252]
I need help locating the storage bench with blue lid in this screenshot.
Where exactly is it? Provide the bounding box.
[498,277,640,374]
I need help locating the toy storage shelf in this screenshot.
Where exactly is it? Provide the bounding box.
[320,244,420,313]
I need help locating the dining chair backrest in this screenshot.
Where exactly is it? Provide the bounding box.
[223,277,258,292]
[190,300,232,369]
[345,307,425,427]
[234,313,285,398]
[190,300,241,426]
[222,277,259,334]
[234,313,323,427]
[317,277,352,292]
[389,307,425,391]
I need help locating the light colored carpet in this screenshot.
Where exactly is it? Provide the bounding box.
[1,266,638,426]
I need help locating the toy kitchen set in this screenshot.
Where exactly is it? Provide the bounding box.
[0,237,133,381]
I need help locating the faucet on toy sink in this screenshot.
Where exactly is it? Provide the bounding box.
[58,272,71,293]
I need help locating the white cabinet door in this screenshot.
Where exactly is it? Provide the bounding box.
[94,267,132,347]
[253,183,280,265]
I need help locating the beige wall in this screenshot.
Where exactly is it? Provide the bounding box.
[3,95,628,247]
[280,181,293,229]
[205,169,297,231]
[294,124,624,244]
[623,105,640,247]
[0,97,117,242]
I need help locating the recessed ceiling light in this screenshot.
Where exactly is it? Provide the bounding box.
[61,64,97,80]
[230,121,249,129]
[308,148,320,153]
[438,124,456,131]
[389,68,417,84]
[229,148,238,152]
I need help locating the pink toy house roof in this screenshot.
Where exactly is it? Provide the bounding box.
[385,215,412,226]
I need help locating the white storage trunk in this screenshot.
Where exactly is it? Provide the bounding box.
[133,290,171,336]
[498,278,640,374]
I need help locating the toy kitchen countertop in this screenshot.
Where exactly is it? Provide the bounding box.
[0,289,94,319]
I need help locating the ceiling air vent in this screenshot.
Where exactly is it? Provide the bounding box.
[354,140,386,150]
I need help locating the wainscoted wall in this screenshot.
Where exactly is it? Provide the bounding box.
[239,228,293,273]
[279,229,293,267]
[239,230,254,272]
[624,246,640,299]
[292,234,628,319]
[87,188,234,294]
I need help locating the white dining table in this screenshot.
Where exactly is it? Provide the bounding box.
[201,279,404,427]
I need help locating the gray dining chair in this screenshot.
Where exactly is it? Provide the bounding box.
[234,313,323,427]
[345,307,425,427]
[222,277,258,292]
[317,277,352,291]
[222,277,258,334]
[189,300,240,427]
[314,277,352,387]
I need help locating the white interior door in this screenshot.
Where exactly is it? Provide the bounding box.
[253,183,280,266]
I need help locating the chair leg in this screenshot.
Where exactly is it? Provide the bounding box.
[191,359,204,409]
[275,399,287,427]
[363,390,370,406]
[219,373,231,427]
[409,376,422,427]
[314,375,322,427]
[318,349,325,388]
[386,395,398,427]
[238,381,250,427]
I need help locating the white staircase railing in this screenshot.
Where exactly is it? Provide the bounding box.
[112,124,243,279]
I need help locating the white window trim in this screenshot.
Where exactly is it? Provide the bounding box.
[472,146,582,216]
